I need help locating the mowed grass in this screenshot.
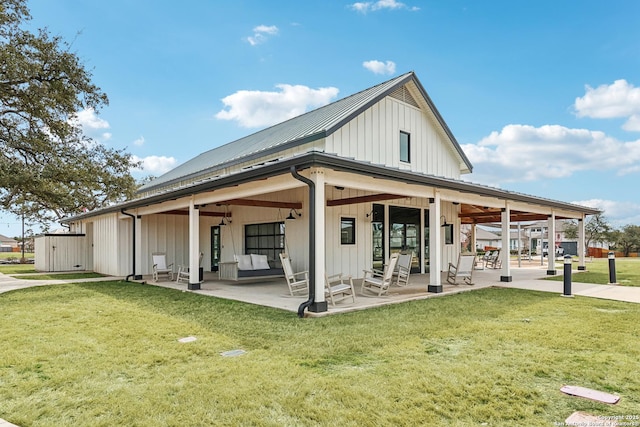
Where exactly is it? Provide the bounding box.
[15,272,105,280]
[1,282,639,426]
[547,257,640,286]
[0,264,36,274]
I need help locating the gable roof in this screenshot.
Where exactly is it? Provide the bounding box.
[140,71,473,194]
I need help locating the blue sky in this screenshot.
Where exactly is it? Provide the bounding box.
[2,0,640,237]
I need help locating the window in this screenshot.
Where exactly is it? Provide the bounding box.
[245,222,285,264]
[400,131,410,163]
[341,217,356,245]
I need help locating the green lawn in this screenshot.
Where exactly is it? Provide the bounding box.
[1,282,639,426]
[546,257,640,286]
[0,264,37,274]
[15,272,105,280]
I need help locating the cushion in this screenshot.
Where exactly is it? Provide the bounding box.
[236,254,253,271]
[250,254,270,270]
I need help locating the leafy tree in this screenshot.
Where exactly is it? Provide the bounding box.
[584,213,611,249]
[562,220,578,240]
[0,0,139,228]
[614,225,640,257]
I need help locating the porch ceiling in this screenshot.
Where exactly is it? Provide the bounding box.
[459,204,572,224]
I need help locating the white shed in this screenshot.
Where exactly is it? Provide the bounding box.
[34,234,92,272]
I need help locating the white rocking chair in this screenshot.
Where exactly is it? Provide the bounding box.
[393,253,413,286]
[325,273,356,306]
[279,253,308,296]
[361,253,400,296]
[446,254,476,285]
[152,252,174,282]
[176,252,203,284]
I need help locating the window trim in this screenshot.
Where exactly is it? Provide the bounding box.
[400,130,411,163]
[340,217,356,245]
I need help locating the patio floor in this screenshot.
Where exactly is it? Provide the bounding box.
[145,261,558,317]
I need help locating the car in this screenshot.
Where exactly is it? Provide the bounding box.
[542,246,564,257]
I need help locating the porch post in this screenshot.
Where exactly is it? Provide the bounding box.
[578,217,586,270]
[500,205,512,282]
[134,214,143,280]
[547,213,556,275]
[309,168,327,312]
[470,224,477,254]
[188,198,201,290]
[428,194,442,293]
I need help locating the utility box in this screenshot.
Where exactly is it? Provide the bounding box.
[34,234,90,272]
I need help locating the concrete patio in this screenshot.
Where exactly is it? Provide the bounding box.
[145,263,584,317]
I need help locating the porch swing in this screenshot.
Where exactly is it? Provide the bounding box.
[217,206,286,281]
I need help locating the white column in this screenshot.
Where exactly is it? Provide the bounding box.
[547,213,556,275]
[500,204,512,282]
[188,198,201,289]
[135,214,142,279]
[471,224,477,253]
[420,208,425,274]
[311,169,326,306]
[578,217,586,270]
[428,193,442,293]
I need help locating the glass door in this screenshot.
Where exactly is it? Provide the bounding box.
[371,204,385,270]
[389,206,421,273]
[424,210,430,273]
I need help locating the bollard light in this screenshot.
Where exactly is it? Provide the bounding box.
[608,251,618,285]
[562,255,573,297]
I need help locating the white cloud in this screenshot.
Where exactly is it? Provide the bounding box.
[215,84,340,128]
[461,124,640,185]
[574,79,640,131]
[349,0,419,13]
[572,199,640,227]
[246,25,279,46]
[69,108,112,141]
[131,155,177,175]
[133,136,145,146]
[363,60,396,75]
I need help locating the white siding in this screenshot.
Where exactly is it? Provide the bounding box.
[91,214,122,276]
[325,96,461,179]
[324,186,459,278]
[34,234,89,272]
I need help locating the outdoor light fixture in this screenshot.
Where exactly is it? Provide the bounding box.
[219,205,231,226]
[365,209,374,221]
[286,208,302,220]
[440,215,448,227]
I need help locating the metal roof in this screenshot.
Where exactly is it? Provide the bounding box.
[139,71,473,194]
[65,152,599,224]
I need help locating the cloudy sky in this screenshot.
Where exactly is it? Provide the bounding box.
[2,0,640,236]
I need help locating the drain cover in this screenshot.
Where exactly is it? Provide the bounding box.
[221,349,246,357]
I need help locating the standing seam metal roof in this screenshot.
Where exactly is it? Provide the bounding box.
[139,71,473,194]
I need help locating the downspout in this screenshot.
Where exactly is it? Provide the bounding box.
[290,166,315,318]
[121,209,137,282]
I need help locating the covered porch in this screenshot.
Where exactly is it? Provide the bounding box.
[144,263,557,317]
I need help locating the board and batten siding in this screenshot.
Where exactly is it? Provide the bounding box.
[324,186,459,279]
[90,213,126,276]
[325,96,462,179]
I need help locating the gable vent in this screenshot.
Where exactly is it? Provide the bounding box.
[389,85,420,108]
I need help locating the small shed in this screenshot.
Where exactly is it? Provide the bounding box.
[34,234,91,272]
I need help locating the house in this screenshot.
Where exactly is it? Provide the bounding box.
[55,71,599,314]
[474,227,502,251]
[0,233,18,252]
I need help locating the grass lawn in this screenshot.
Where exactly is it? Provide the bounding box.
[1,282,639,426]
[15,272,105,280]
[546,257,640,286]
[0,264,37,274]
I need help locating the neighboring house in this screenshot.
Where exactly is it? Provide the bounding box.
[0,233,18,252]
[520,220,578,255]
[56,71,598,313]
[475,227,502,251]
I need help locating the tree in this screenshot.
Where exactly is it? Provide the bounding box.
[614,225,640,257]
[584,213,612,249]
[562,220,578,240]
[0,0,139,228]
